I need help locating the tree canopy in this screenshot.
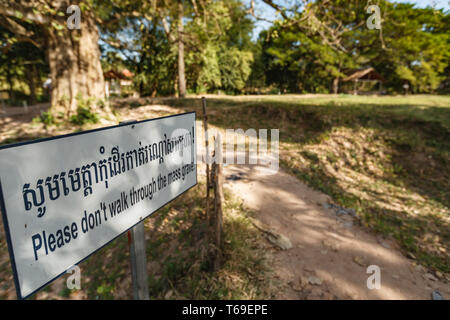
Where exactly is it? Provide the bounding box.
[0,0,448,113]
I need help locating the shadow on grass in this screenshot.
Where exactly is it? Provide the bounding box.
[0,182,276,300]
[162,97,449,272]
[164,97,449,205]
[142,184,275,300]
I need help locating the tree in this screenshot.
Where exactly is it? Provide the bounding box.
[184,0,255,94]
[96,0,255,97]
[260,21,355,93]
[245,40,266,93]
[0,24,48,105]
[154,0,190,97]
[255,0,370,93]
[100,15,177,97]
[257,0,449,94]
[0,0,110,119]
[218,47,253,93]
[369,3,449,93]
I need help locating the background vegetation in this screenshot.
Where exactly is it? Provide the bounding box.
[0,1,448,112]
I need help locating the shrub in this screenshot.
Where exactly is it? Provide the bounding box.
[70,95,100,125]
[34,111,55,126]
[70,106,99,125]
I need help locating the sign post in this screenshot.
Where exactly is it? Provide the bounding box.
[0,112,197,299]
[128,221,149,300]
[119,120,150,300]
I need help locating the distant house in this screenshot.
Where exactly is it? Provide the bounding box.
[341,67,385,95]
[104,69,134,97]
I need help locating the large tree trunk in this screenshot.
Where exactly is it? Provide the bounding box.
[177,1,187,98]
[26,64,37,105]
[332,77,339,94]
[333,63,342,94]
[46,10,108,118]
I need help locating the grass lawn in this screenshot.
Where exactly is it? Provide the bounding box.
[164,94,450,274]
[0,94,448,299]
[0,104,276,300]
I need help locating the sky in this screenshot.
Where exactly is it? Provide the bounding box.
[247,0,450,40]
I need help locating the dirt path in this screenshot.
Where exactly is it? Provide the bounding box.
[191,114,448,300]
[126,106,450,300]
[1,102,448,300]
[220,160,449,299]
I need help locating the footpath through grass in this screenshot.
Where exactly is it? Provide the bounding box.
[166,94,450,274]
[0,94,448,298]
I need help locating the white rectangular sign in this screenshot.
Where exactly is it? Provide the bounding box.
[0,112,197,299]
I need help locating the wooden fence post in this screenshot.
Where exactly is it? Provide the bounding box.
[202,97,211,221]
[201,100,224,271]
[212,133,224,271]
[120,120,149,300]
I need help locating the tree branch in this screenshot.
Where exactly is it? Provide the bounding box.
[160,14,176,43]
[0,15,42,48]
[0,5,49,25]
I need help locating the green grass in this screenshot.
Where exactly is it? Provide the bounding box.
[1,94,448,299]
[141,184,275,300]
[164,94,450,274]
[0,181,275,300]
[78,183,274,300]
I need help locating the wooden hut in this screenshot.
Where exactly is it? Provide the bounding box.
[342,67,385,95]
[104,69,134,97]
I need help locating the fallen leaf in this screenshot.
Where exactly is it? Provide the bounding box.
[353,256,368,267]
[164,290,173,299]
[308,276,322,286]
[407,252,416,260]
[424,273,438,281]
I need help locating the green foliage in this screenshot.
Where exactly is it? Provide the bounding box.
[0,24,48,105]
[218,47,253,92]
[2,0,448,98]
[183,0,255,94]
[34,111,55,126]
[262,28,351,93]
[101,17,177,97]
[260,0,449,94]
[69,95,100,125]
[188,0,255,93]
[369,3,449,93]
[70,107,100,125]
[196,44,222,92]
[99,0,255,95]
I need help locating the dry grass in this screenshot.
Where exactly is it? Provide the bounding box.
[0,181,276,300]
[0,100,277,300]
[162,94,450,274]
[0,94,448,298]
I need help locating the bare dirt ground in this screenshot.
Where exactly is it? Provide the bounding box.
[192,112,450,300]
[222,162,450,299]
[1,102,449,300]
